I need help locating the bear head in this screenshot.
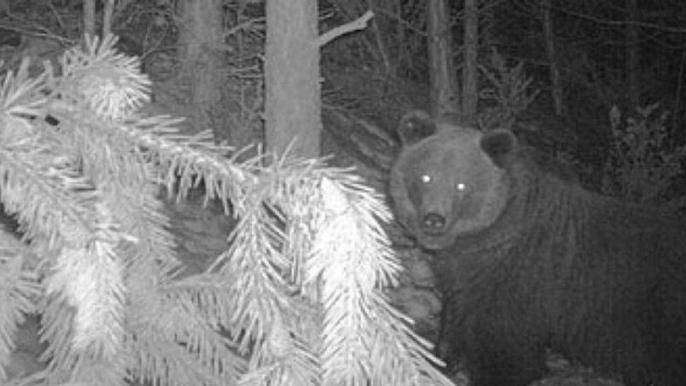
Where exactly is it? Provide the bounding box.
[390,111,516,250]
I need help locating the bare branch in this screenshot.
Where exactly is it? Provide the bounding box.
[317,10,374,47]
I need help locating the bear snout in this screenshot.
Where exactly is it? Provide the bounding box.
[422,212,447,233]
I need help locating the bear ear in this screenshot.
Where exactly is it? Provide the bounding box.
[397,110,437,146]
[480,129,517,167]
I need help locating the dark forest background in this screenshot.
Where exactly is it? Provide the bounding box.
[1,1,686,385]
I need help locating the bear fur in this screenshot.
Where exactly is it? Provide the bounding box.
[389,110,686,386]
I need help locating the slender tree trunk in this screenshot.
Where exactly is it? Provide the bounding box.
[102,0,114,36]
[541,0,566,116]
[83,0,96,37]
[626,0,640,107]
[480,1,495,49]
[265,0,321,158]
[367,0,394,77]
[462,0,479,122]
[179,0,223,136]
[428,0,459,117]
[676,51,686,114]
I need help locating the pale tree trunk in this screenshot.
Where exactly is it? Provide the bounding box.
[102,0,114,37]
[265,0,321,158]
[626,0,640,107]
[462,0,479,123]
[428,0,459,117]
[83,0,96,37]
[179,0,223,136]
[541,0,566,116]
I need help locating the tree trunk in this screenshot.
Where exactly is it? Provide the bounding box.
[102,0,114,36]
[264,0,321,158]
[366,0,394,77]
[541,0,566,116]
[462,0,479,123]
[428,0,459,117]
[179,0,223,136]
[626,0,640,107]
[83,0,96,38]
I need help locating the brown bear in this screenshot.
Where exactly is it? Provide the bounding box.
[389,110,686,386]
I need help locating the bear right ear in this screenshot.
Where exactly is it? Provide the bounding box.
[397,110,437,146]
[480,129,517,168]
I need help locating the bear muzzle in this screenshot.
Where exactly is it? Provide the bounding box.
[421,212,447,233]
[414,212,456,250]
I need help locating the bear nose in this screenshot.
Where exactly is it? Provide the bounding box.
[422,213,446,231]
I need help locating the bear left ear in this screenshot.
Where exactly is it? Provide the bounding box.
[480,129,517,167]
[397,110,437,146]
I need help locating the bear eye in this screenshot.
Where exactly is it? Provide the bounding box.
[421,174,431,184]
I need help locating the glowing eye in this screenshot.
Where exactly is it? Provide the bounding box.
[421,174,431,184]
[456,182,466,191]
